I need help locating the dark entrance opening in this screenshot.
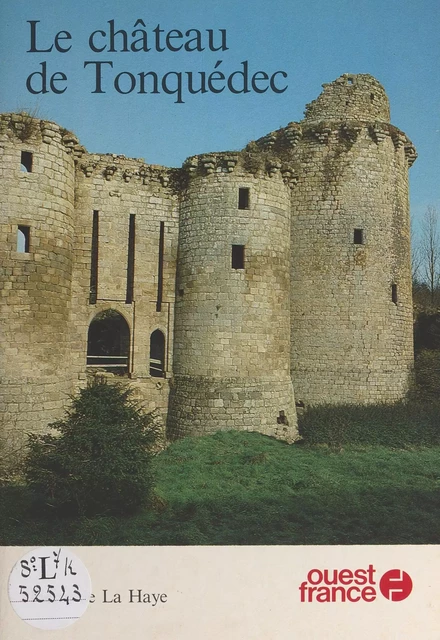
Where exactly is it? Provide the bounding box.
[150,329,165,377]
[87,310,130,375]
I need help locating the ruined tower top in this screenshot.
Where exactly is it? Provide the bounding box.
[303,73,390,124]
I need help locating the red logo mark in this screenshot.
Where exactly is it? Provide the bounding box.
[379,569,412,601]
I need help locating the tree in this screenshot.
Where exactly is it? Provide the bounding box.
[25,379,159,516]
[411,217,423,287]
[420,206,440,305]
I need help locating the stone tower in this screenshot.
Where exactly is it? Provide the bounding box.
[286,74,416,404]
[167,153,298,442]
[0,114,78,450]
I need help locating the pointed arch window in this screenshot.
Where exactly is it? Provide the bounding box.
[150,330,165,377]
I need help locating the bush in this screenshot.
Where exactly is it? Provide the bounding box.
[413,349,440,399]
[414,312,440,351]
[298,401,440,448]
[0,438,26,485]
[25,379,159,516]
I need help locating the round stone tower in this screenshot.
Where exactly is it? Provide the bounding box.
[167,153,298,441]
[0,114,80,452]
[286,74,416,404]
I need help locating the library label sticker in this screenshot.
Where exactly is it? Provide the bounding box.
[8,547,91,630]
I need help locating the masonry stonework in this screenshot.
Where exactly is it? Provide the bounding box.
[0,74,416,453]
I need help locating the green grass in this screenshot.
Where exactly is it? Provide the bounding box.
[2,430,440,545]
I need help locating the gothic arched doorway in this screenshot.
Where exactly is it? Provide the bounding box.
[87,310,130,375]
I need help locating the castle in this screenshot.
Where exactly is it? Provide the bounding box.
[0,74,417,451]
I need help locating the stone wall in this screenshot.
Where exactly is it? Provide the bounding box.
[69,153,180,419]
[0,73,416,455]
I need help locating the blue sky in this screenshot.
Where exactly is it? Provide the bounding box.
[0,0,438,231]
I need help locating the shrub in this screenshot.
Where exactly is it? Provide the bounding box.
[414,312,440,351]
[0,435,26,485]
[298,401,440,448]
[413,349,440,399]
[25,379,159,516]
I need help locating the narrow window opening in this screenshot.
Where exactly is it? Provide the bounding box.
[238,188,250,210]
[277,410,289,425]
[232,245,245,269]
[21,151,33,172]
[370,93,375,102]
[353,228,364,245]
[125,214,135,304]
[17,225,30,253]
[392,284,398,304]
[89,210,99,304]
[150,329,166,377]
[347,77,354,85]
[156,221,165,312]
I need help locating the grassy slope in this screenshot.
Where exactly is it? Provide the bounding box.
[2,430,440,545]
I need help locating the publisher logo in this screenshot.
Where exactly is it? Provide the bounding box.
[379,569,413,601]
[299,565,412,603]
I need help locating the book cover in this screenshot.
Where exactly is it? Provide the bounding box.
[0,0,439,637]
